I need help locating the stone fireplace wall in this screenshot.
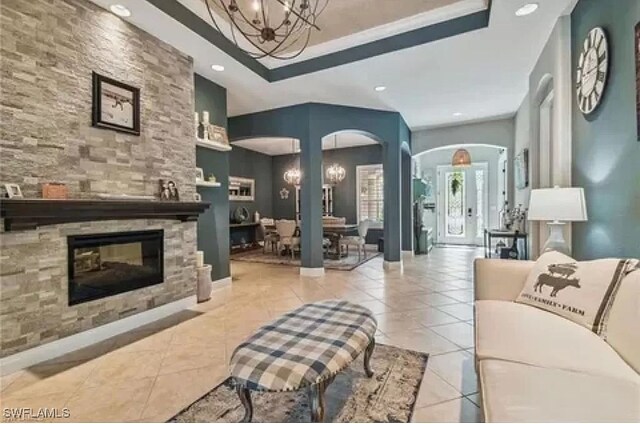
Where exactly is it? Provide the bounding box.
[0,0,198,357]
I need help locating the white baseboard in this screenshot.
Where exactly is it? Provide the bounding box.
[0,295,197,376]
[300,267,325,277]
[212,276,232,287]
[383,260,403,271]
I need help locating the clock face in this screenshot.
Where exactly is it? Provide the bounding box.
[576,27,609,115]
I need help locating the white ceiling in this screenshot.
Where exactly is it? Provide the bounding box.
[232,132,379,156]
[89,0,575,128]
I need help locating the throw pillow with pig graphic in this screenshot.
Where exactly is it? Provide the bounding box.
[516,251,638,339]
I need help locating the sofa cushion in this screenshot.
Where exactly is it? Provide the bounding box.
[606,269,640,374]
[515,251,638,337]
[479,359,640,423]
[475,300,639,382]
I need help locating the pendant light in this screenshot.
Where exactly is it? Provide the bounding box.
[325,134,346,185]
[283,139,302,186]
[452,148,472,167]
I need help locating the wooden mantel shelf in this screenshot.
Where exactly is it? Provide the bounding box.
[0,199,211,231]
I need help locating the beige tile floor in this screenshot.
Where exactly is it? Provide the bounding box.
[0,247,483,423]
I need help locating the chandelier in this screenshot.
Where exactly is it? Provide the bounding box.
[283,139,302,185]
[325,134,345,185]
[204,0,329,60]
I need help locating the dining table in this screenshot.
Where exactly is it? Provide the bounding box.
[264,223,358,259]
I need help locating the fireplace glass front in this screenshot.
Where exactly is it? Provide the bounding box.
[68,230,164,305]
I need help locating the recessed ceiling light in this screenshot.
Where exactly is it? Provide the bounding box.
[453,112,464,117]
[211,64,225,72]
[110,4,131,17]
[374,86,386,92]
[515,3,538,17]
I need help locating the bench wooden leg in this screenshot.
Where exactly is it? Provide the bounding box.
[364,337,375,378]
[307,381,326,422]
[236,386,253,422]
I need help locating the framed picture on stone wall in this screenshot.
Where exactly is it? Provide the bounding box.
[92,72,140,135]
[636,22,640,140]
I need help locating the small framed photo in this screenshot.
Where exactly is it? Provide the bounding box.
[159,179,179,201]
[4,183,23,199]
[195,167,204,181]
[92,72,140,135]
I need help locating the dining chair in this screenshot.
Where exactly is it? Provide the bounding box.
[260,218,278,254]
[341,220,370,261]
[275,219,300,260]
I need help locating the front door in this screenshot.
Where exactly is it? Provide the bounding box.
[437,163,488,245]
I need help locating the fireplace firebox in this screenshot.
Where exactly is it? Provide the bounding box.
[68,230,164,305]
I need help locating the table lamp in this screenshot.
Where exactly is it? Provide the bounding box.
[528,186,588,255]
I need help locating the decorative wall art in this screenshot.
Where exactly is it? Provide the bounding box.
[4,183,23,199]
[42,183,68,199]
[636,22,640,140]
[229,177,255,201]
[159,179,179,201]
[515,148,530,189]
[92,72,140,135]
[280,187,290,199]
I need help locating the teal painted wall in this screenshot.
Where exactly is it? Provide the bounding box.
[229,146,273,219]
[571,0,640,259]
[194,74,230,280]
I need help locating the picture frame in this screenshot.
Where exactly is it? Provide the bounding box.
[514,148,529,190]
[4,183,23,199]
[636,22,640,140]
[92,72,140,135]
[159,179,179,201]
[195,167,204,181]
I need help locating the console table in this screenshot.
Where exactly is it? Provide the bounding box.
[483,229,529,260]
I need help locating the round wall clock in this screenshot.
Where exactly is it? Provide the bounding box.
[576,27,609,115]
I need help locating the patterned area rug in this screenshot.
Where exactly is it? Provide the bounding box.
[231,246,381,271]
[170,344,428,423]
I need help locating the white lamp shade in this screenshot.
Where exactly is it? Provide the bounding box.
[528,187,588,222]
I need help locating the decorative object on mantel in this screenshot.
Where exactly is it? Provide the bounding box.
[4,183,23,199]
[42,183,68,199]
[451,148,471,167]
[97,193,155,201]
[196,251,205,268]
[514,148,529,189]
[636,22,640,140]
[92,72,140,135]
[202,0,329,60]
[230,206,250,224]
[159,180,179,201]
[528,186,588,255]
[0,199,210,232]
[194,193,202,202]
[326,134,346,185]
[279,187,289,199]
[196,167,204,182]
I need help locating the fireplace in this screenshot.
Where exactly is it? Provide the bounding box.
[68,230,164,305]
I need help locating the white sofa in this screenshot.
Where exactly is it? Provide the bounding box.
[474,259,640,422]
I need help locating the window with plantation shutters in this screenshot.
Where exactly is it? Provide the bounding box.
[356,164,384,229]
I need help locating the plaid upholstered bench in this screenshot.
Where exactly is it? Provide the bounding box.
[229,300,377,422]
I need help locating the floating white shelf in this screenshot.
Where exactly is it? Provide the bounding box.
[196,138,232,151]
[196,180,221,188]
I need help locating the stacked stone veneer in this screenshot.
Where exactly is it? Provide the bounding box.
[0,0,198,357]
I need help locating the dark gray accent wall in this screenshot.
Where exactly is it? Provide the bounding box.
[229,146,273,219]
[571,0,640,259]
[195,73,230,281]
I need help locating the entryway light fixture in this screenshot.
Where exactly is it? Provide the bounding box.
[283,139,302,186]
[203,0,329,60]
[110,4,131,17]
[452,148,472,167]
[515,3,538,17]
[325,134,346,185]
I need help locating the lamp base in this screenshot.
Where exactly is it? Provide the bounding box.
[542,221,571,256]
